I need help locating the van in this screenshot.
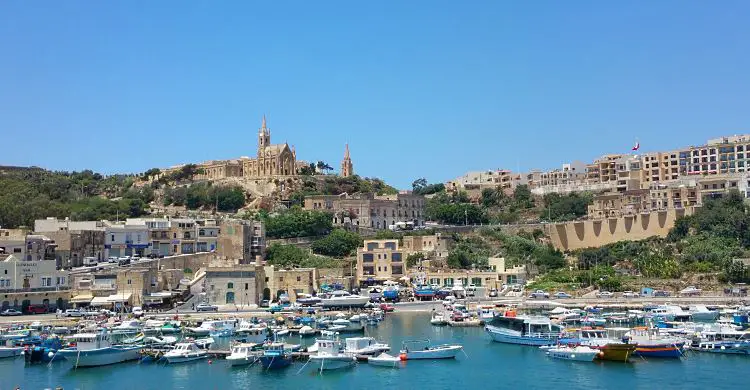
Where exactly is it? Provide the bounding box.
[25,304,48,314]
[83,257,98,266]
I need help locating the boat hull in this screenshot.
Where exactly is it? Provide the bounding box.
[633,344,683,358]
[485,326,558,346]
[0,347,23,359]
[227,355,255,366]
[320,297,370,308]
[259,355,292,369]
[690,312,719,322]
[368,358,401,367]
[309,356,355,370]
[165,353,207,364]
[693,342,750,355]
[57,346,142,367]
[595,344,637,362]
[403,346,461,360]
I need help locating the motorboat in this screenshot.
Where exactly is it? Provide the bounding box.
[619,327,685,358]
[485,315,563,346]
[21,336,64,363]
[413,285,436,300]
[144,335,178,346]
[400,340,463,360]
[558,328,636,362]
[430,311,448,326]
[689,325,750,354]
[236,322,269,342]
[56,329,142,367]
[368,286,383,301]
[320,290,370,308]
[545,345,600,362]
[226,343,257,366]
[477,306,497,323]
[188,320,236,337]
[186,337,214,350]
[0,329,30,341]
[0,344,23,359]
[451,280,467,299]
[343,337,390,355]
[297,294,322,306]
[307,338,355,371]
[258,342,293,369]
[368,352,402,368]
[111,319,142,335]
[331,318,364,333]
[299,325,316,337]
[689,305,720,322]
[382,281,400,300]
[164,342,208,364]
[121,333,145,344]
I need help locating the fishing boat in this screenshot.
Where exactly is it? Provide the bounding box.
[559,328,636,362]
[545,345,600,362]
[258,342,293,369]
[164,342,208,364]
[143,335,178,346]
[56,329,142,367]
[111,319,142,335]
[689,326,750,354]
[430,311,448,326]
[307,338,356,371]
[21,336,64,363]
[226,343,257,366]
[236,322,268,343]
[0,329,30,341]
[413,285,436,300]
[368,352,402,368]
[689,305,720,322]
[188,320,236,337]
[485,315,562,346]
[0,341,23,359]
[343,337,390,355]
[622,327,685,358]
[400,340,463,360]
[478,306,497,323]
[382,281,400,300]
[320,290,370,308]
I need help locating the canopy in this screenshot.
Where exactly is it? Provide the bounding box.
[69,295,93,304]
[90,296,112,306]
[107,293,132,303]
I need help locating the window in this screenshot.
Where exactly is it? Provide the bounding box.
[227,282,234,289]
[111,234,115,241]
[265,277,269,282]
[296,276,301,282]
[383,266,387,272]
[362,253,373,262]
[279,277,283,282]
[392,252,402,262]
[127,279,132,285]
[245,283,249,290]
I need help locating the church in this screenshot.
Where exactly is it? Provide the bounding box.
[183,116,298,181]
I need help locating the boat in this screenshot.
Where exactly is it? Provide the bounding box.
[382,281,400,300]
[485,315,563,346]
[297,293,322,306]
[622,327,685,358]
[477,306,497,323]
[689,305,720,322]
[320,290,370,308]
[236,322,269,343]
[0,342,23,359]
[559,328,636,362]
[689,326,750,354]
[21,336,64,363]
[164,342,208,364]
[400,340,462,360]
[111,319,142,335]
[451,280,467,299]
[258,342,293,369]
[226,343,257,366]
[56,329,142,368]
[413,285,436,300]
[331,318,364,332]
[430,311,448,326]
[121,332,145,344]
[188,320,236,337]
[343,337,390,355]
[545,345,600,362]
[0,329,30,341]
[368,352,402,368]
[299,326,316,336]
[143,335,178,346]
[368,286,383,300]
[307,338,356,371]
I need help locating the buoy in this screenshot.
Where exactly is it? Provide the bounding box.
[208,359,213,364]
[399,353,407,361]
[597,352,604,359]
[49,351,55,358]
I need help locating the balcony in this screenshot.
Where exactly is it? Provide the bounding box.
[0,286,71,294]
[92,284,117,291]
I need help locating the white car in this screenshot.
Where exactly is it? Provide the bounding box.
[680,286,702,296]
[196,303,218,312]
[622,291,638,298]
[64,309,85,317]
[132,306,144,317]
[596,291,614,298]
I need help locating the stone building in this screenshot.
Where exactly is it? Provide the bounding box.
[163,116,297,181]
[218,220,266,263]
[424,257,527,289]
[341,144,354,178]
[205,261,266,307]
[264,266,316,301]
[401,234,453,260]
[305,191,426,229]
[0,254,70,311]
[356,239,405,285]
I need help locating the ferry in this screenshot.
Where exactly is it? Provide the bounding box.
[485,314,562,346]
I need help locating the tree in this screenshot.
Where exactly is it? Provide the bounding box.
[310,229,362,257]
[406,252,425,268]
[263,207,333,239]
[143,168,161,179]
[481,187,506,207]
[412,178,428,192]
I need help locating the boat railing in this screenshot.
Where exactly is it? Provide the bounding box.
[526,332,560,339]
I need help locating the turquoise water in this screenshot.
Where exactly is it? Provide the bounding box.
[1,313,747,390]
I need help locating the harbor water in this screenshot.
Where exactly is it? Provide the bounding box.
[1,312,747,390]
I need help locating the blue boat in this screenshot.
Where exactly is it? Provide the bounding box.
[485,315,562,346]
[22,336,64,364]
[413,286,435,299]
[258,343,292,370]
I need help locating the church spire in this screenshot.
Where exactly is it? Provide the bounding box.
[341,143,353,178]
[261,114,267,130]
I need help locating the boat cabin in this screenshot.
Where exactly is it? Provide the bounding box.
[66,331,113,350]
[314,339,340,355]
[173,343,201,353]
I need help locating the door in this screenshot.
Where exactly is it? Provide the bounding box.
[225,292,235,304]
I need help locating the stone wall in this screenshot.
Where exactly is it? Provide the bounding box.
[546,208,694,251]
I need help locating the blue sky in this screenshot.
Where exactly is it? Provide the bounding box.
[2,1,749,189]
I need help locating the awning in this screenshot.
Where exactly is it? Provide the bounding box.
[90,297,112,306]
[69,295,93,304]
[143,297,163,304]
[107,293,132,303]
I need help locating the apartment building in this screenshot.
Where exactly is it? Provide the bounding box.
[424,257,526,288]
[536,161,588,187]
[34,218,107,269]
[356,239,405,285]
[218,220,266,263]
[104,224,150,259]
[305,192,426,230]
[0,254,70,311]
[264,266,316,301]
[401,234,453,259]
[446,169,524,194]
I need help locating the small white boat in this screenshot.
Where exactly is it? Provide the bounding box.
[164,342,208,364]
[430,312,448,326]
[144,335,178,346]
[226,343,257,366]
[111,319,142,335]
[546,345,600,362]
[320,290,370,308]
[689,305,720,322]
[400,340,463,360]
[56,330,141,368]
[344,337,390,355]
[307,338,355,371]
[368,352,402,368]
[298,326,316,336]
[193,337,214,349]
[236,323,268,343]
[349,314,362,322]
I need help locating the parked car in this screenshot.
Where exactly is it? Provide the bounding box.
[622,291,638,298]
[0,309,22,316]
[131,306,144,317]
[466,284,477,297]
[196,303,218,312]
[553,292,572,299]
[596,291,614,298]
[98,309,114,316]
[107,256,118,263]
[379,303,395,312]
[64,309,85,317]
[118,257,131,266]
[528,290,550,299]
[654,290,671,297]
[488,288,498,298]
[680,286,702,296]
[259,300,270,308]
[25,304,48,314]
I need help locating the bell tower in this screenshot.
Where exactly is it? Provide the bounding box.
[258,115,271,155]
[341,143,354,178]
